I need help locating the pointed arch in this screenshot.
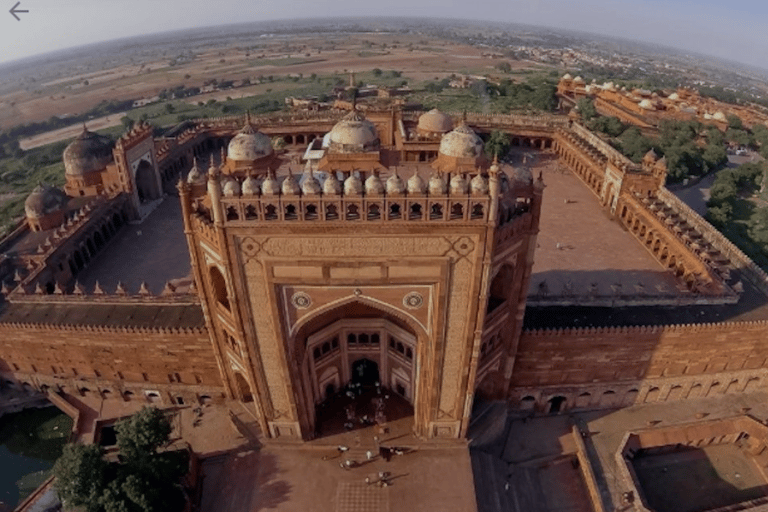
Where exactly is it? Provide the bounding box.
[291,295,429,343]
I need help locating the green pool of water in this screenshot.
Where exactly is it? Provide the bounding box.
[0,406,72,509]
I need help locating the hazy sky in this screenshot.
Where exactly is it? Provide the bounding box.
[1,0,767,69]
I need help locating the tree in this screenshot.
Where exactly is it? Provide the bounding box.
[120,116,134,130]
[576,98,597,121]
[53,443,107,512]
[617,127,653,162]
[726,114,743,130]
[702,142,727,172]
[372,68,382,77]
[53,407,187,512]
[116,406,172,463]
[164,103,175,114]
[485,130,510,159]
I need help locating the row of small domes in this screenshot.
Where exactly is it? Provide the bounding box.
[210,170,493,198]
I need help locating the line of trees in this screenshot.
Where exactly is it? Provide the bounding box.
[576,98,730,183]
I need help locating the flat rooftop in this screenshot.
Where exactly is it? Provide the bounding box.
[77,196,190,296]
[0,301,204,329]
[520,149,768,329]
[526,151,679,300]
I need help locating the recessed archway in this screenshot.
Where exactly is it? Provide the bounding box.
[292,299,427,439]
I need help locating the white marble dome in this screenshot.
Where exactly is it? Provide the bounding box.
[470,173,489,195]
[438,124,483,159]
[242,175,260,195]
[344,172,363,196]
[326,110,380,153]
[186,159,206,186]
[261,172,280,195]
[407,171,426,195]
[227,120,274,161]
[281,172,301,196]
[386,170,406,195]
[323,172,342,195]
[365,173,385,195]
[428,173,447,195]
[300,171,322,195]
[450,173,468,195]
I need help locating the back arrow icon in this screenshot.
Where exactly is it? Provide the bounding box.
[10,1,29,21]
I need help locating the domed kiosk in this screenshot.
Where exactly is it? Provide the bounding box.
[325,110,380,154]
[224,114,276,173]
[431,121,486,174]
[63,126,114,197]
[416,109,454,138]
[25,183,68,232]
[318,110,384,174]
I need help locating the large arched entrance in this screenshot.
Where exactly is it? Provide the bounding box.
[135,160,160,203]
[293,300,423,438]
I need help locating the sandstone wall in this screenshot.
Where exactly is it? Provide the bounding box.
[509,322,768,411]
[0,324,224,403]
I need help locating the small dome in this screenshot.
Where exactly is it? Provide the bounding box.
[428,173,447,195]
[242,175,260,195]
[365,173,384,196]
[63,127,114,177]
[417,109,454,134]
[323,172,342,195]
[281,171,300,196]
[327,110,380,153]
[25,184,68,219]
[439,124,483,158]
[386,170,406,195]
[470,173,489,195]
[227,117,274,161]
[187,158,206,185]
[221,177,240,197]
[668,92,680,101]
[638,99,654,110]
[301,171,322,195]
[713,111,727,121]
[344,173,363,196]
[562,73,573,80]
[450,173,468,195]
[261,172,280,195]
[407,170,426,195]
[573,76,585,83]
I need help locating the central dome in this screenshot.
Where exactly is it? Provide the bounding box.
[227,118,274,162]
[326,110,380,153]
[63,127,114,177]
[417,109,453,134]
[438,123,483,158]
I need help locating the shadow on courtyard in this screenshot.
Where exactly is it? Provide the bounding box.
[631,445,768,512]
[200,449,291,512]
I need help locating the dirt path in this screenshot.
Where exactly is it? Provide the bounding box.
[18,112,126,150]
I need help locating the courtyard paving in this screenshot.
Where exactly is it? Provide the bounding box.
[76,196,191,295]
[524,151,680,300]
[471,391,768,512]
